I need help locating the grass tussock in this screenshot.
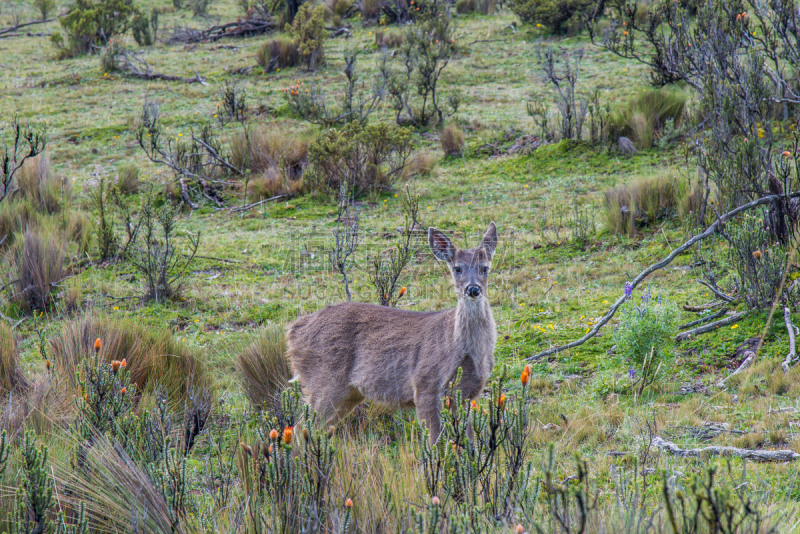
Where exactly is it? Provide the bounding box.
[49,315,207,402]
[405,150,439,178]
[6,227,66,313]
[440,125,465,157]
[1,374,73,439]
[16,155,68,214]
[456,0,496,14]
[116,163,141,195]
[375,28,403,48]
[229,126,308,199]
[608,86,688,149]
[0,323,27,395]
[236,325,290,410]
[0,200,39,249]
[256,37,300,72]
[603,171,683,235]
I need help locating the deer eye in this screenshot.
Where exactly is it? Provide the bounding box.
[481,266,489,274]
[453,266,462,274]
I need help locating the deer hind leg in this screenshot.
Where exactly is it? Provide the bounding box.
[314,387,365,428]
[415,392,443,445]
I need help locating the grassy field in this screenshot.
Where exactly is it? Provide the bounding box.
[2,0,800,531]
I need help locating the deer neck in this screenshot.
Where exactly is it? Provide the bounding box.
[454,297,495,366]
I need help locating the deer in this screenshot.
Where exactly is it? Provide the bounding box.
[286,222,498,444]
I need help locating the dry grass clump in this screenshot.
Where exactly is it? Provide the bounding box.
[358,0,381,19]
[256,37,300,72]
[49,315,207,402]
[440,125,465,157]
[64,210,91,255]
[236,325,290,410]
[16,155,68,214]
[608,86,688,149]
[602,171,683,236]
[1,374,73,439]
[6,227,66,313]
[404,150,439,178]
[229,126,308,199]
[456,0,495,14]
[0,323,28,395]
[116,164,141,195]
[375,28,403,48]
[0,200,40,249]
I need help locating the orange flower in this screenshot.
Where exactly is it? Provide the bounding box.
[521,370,530,386]
[497,394,506,408]
[120,387,127,395]
[283,426,293,444]
[84,394,89,403]
[94,338,102,352]
[445,396,450,408]
[270,428,279,440]
[783,151,792,157]
[524,364,531,375]
[399,286,407,297]
[470,400,479,410]
[431,496,440,506]
[120,358,127,368]
[752,250,762,259]
[516,525,525,534]
[345,498,354,508]
[268,444,274,454]
[111,360,121,374]
[45,359,51,370]
[623,30,629,36]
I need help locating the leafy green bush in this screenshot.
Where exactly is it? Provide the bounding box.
[509,0,593,34]
[614,289,679,393]
[51,0,137,58]
[34,0,58,19]
[286,3,327,70]
[131,8,158,46]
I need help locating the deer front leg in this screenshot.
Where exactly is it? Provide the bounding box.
[415,390,443,445]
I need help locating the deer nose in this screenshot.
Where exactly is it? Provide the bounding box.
[466,286,481,298]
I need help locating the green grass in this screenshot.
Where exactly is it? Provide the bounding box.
[1,0,800,530]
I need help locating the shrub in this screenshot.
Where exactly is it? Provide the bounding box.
[607,87,688,149]
[510,0,592,34]
[374,28,403,48]
[219,80,247,123]
[614,289,679,394]
[1,118,48,206]
[17,155,66,214]
[358,0,381,20]
[286,3,327,70]
[116,164,141,195]
[236,325,290,410]
[456,0,495,14]
[727,214,787,310]
[440,125,465,157]
[7,227,66,313]
[308,121,413,196]
[131,8,159,46]
[49,314,207,401]
[0,323,27,395]
[191,0,214,16]
[256,37,300,72]
[51,0,136,58]
[602,172,682,236]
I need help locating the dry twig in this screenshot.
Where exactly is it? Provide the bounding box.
[653,436,800,462]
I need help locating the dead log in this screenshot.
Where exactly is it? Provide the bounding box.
[164,18,274,44]
[179,179,199,210]
[109,48,206,84]
[717,351,756,387]
[676,311,749,341]
[652,436,800,462]
[0,17,55,38]
[782,306,797,374]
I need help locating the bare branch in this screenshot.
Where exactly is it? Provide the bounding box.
[782,307,797,374]
[652,436,800,462]
[676,311,749,342]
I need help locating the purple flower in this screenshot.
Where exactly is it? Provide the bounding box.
[624,282,633,300]
[628,369,636,380]
[641,287,652,304]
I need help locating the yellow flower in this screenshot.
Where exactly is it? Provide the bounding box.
[731,324,739,329]
[113,306,119,311]
[524,184,529,188]
[602,300,608,304]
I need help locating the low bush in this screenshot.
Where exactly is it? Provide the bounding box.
[509,0,593,34]
[602,172,682,236]
[374,28,403,48]
[440,125,465,157]
[614,289,679,394]
[51,0,136,58]
[286,3,328,70]
[0,323,27,395]
[308,121,413,196]
[49,314,207,401]
[256,37,300,72]
[236,325,290,411]
[34,0,57,19]
[115,163,141,195]
[607,86,688,149]
[131,8,159,46]
[456,0,495,14]
[6,227,66,313]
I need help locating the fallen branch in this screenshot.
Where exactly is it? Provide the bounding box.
[0,17,55,37]
[652,436,800,462]
[228,195,285,214]
[164,18,274,44]
[527,193,798,361]
[678,308,729,330]
[676,311,749,341]
[782,306,797,374]
[327,26,352,38]
[717,351,756,387]
[179,178,199,210]
[109,48,206,84]
[696,279,738,303]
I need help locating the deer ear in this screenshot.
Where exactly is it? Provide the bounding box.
[481,222,497,258]
[428,227,455,262]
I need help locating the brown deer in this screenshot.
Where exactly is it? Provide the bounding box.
[286,223,498,443]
